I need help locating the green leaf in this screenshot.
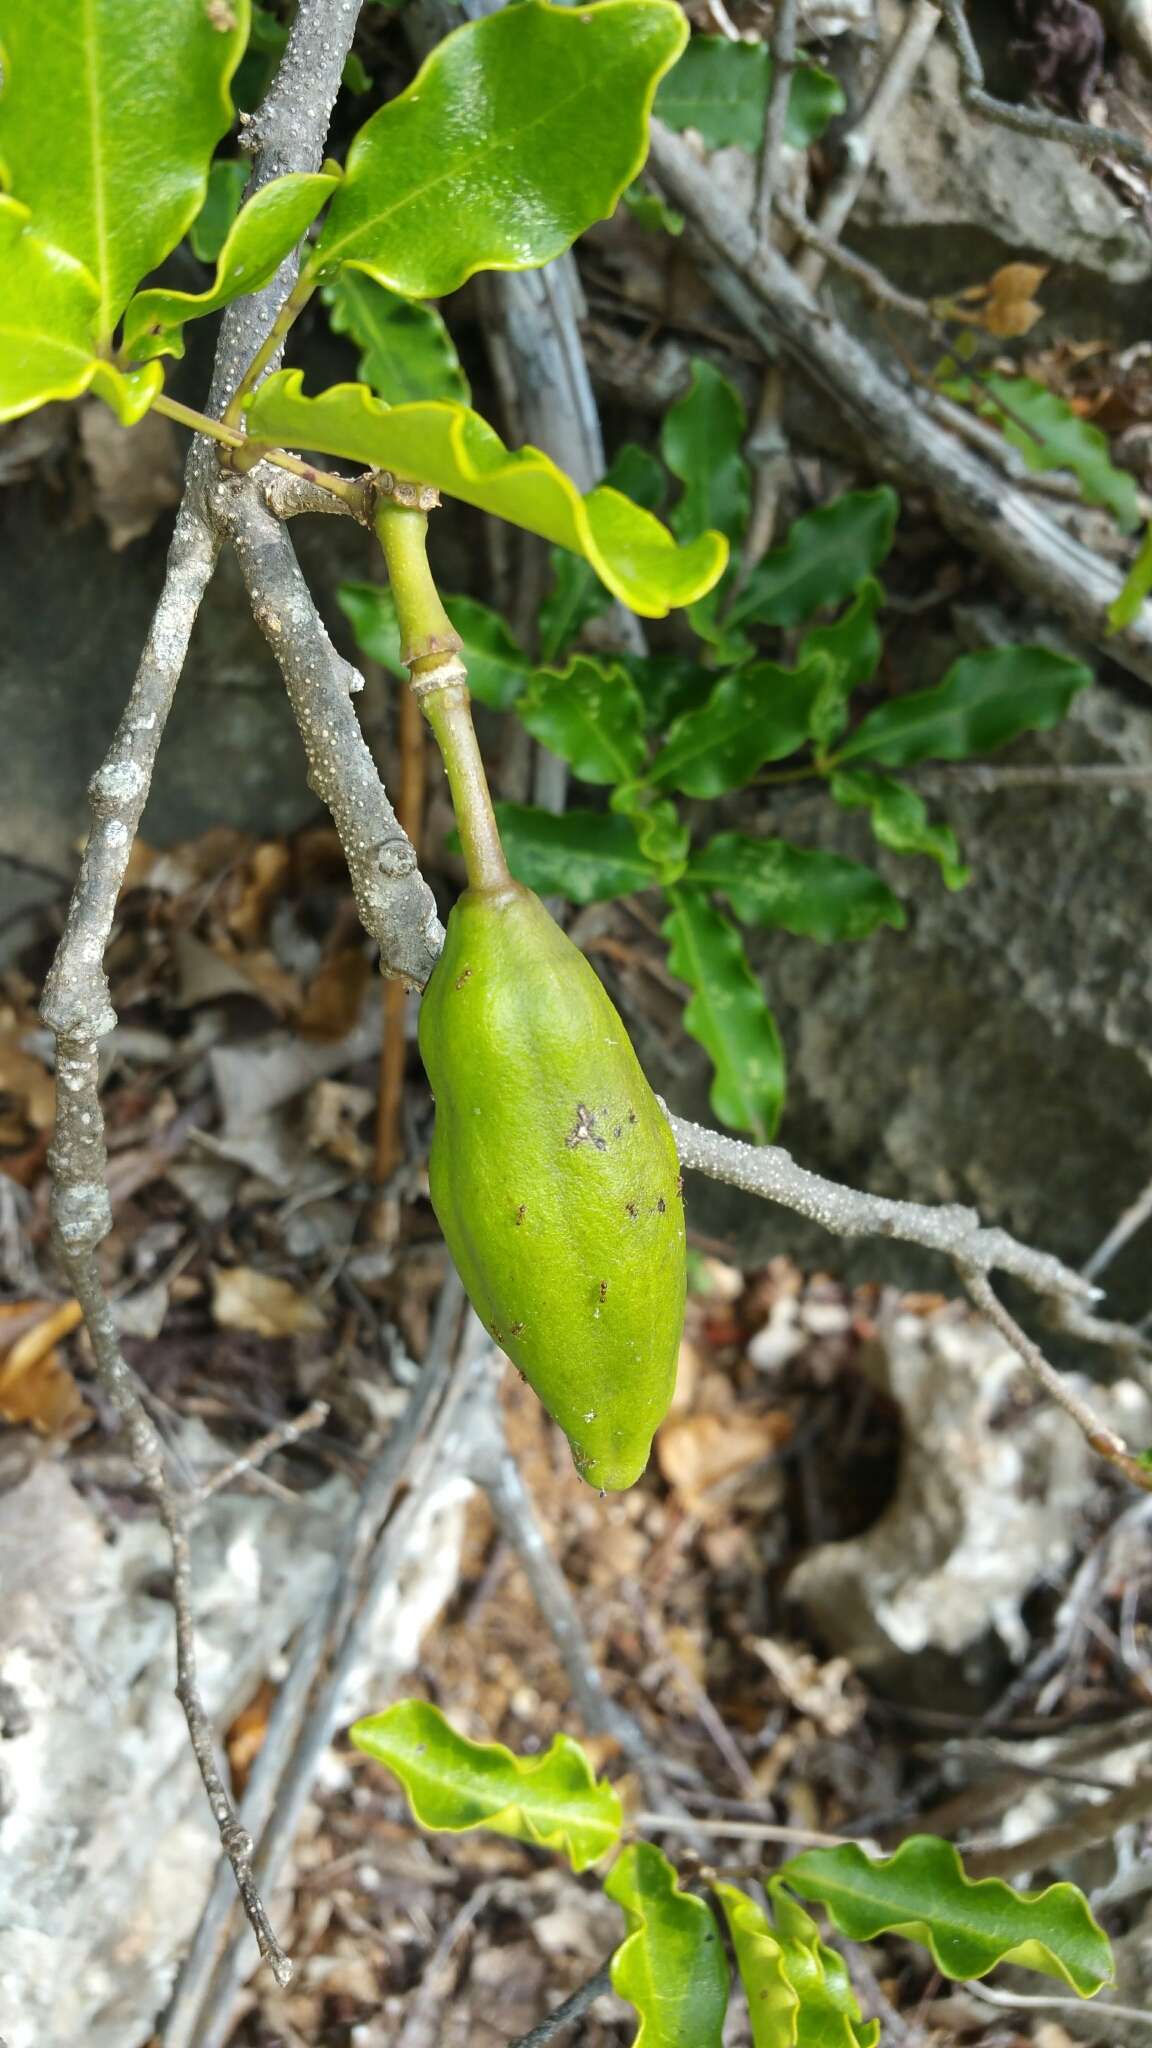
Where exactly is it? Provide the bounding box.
[313,0,687,297]
[729,488,899,632]
[975,374,1140,532]
[715,1883,881,2048]
[245,374,727,618]
[190,158,249,264]
[123,172,337,363]
[539,443,669,660]
[663,888,785,1138]
[688,833,905,941]
[712,1884,800,2046]
[780,1836,1114,1999]
[835,645,1092,768]
[829,769,969,889]
[606,1842,728,2047]
[493,802,660,902]
[322,269,470,405]
[0,0,249,336]
[338,582,530,708]
[0,198,162,425]
[1109,521,1152,632]
[650,659,826,797]
[663,358,749,641]
[350,1699,622,1874]
[624,178,685,235]
[518,658,648,785]
[800,578,884,753]
[655,35,845,152]
[611,785,691,879]
[627,654,717,731]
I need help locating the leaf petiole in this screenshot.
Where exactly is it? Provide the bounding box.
[150,389,373,514]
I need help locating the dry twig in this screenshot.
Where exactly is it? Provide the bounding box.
[937,0,1152,175]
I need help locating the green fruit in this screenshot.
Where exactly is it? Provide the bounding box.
[418,881,686,1490]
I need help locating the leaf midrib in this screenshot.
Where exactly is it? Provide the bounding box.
[82,0,112,331]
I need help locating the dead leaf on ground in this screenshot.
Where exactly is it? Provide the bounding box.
[656,1409,791,1514]
[749,1637,865,1739]
[77,399,181,549]
[0,1015,55,1139]
[939,262,1049,338]
[305,1079,374,1172]
[224,840,292,946]
[227,1678,275,1794]
[0,1298,90,1434]
[211,1265,327,1338]
[298,946,374,1042]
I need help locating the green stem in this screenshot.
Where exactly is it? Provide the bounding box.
[150,391,370,514]
[375,502,511,894]
[223,266,319,428]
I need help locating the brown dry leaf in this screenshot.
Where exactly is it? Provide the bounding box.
[749,1637,865,1738]
[939,262,1048,338]
[227,1678,275,1794]
[211,1265,327,1338]
[304,1078,374,1171]
[656,1409,790,1513]
[225,840,291,945]
[298,945,374,1042]
[0,1017,55,1135]
[172,932,299,1016]
[0,1298,89,1434]
[77,399,181,549]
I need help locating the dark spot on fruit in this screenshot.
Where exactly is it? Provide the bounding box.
[491,1325,504,1344]
[565,1102,606,1152]
[625,1202,639,1219]
[514,1203,526,1226]
[627,1108,637,1124]
[454,965,473,989]
[656,1196,666,1214]
[598,1279,608,1302]
[613,1125,622,1140]
[677,1173,685,1200]
[510,1320,525,1336]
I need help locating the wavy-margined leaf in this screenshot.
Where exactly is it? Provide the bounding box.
[655,35,845,152]
[650,659,826,797]
[835,646,1091,768]
[611,785,691,878]
[123,173,338,364]
[664,888,785,1138]
[493,802,661,902]
[322,270,470,405]
[1110,522,1152,632]
[715,1884,881,2048]
[712,1884,800,2046]
[663,358,749,641]
[800,579,884,753]
[780,1836,1114,1998]
[518,659,648,786]
[626,654,715,731]
[829,770,968,889]
[607,1843,728,2046]
[539,442,668,659]
[0,200,162,425]
[971,374,1139,531]
[245,375,727,617]
[190,159,249,263]
[351,1699,622,1874]
[313,0,686,297]
[0,0,249,336]
[730,488,899,632]
[688,833,904,942]
[338,582,530,709]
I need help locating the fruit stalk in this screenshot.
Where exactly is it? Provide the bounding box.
[374,500,510,893]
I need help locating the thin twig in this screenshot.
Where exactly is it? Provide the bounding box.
[507,1965,615,2048]
[757,0,798,249]
[188,1400,330,1510]
[635,1811,860,1850]
[960,1978,1152,2030]
[1084,1174,1152,1284]
[913,762,1152,791]
[962,1270,1152,1495]
[937,0,1152,175]
[796,1,942,292]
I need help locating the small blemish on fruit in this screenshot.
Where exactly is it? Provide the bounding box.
[598,1279,608,1302]
[514,1203,526,1226]
[454,965,473,989]
[627,1108,637,1124]
[625,1202,639,1219]
[491,1325,504,1344]
[566,1102,606,1152]
[510,1320,525,1336]
[656,1196,666,1214]
[677,1173,685,1200]
[584,1410,597,1423]
[613,1124,622,1140]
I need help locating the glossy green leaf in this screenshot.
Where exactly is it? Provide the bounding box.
[1109,521,1152,631]
[650,659,826,797]
[830,769,968,888]
[607,1843,728,2047]
[835,645,1091,768]
[518,658,648,785]
[800,579,884,753]
[351,1699,622,1873]
[245,375,727,617]
[624,178,685,235]
[0,0,249,335]
[0,199,162,425]
[729,488,899,631]
[663,358,749,641]
[655,35,845,152]
[663,888,785,1139]
[973,374,1139,531]
[338,582,530,709]
[313,0,687,297]
[539,443,668,660]
[493,802,660,902]
[123,172,338,364]
[624,655,714,731]
[322,269,470,405]
[190,159,249,264]
[610,785,691,879]
[780,1836,1114,1998]
[688,833,905,942]
[712,1884,800,2046]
